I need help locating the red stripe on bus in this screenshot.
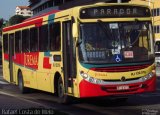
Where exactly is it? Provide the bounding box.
[4,53,39,70]
[4,54,9,60]
[3,18,43,32]
[24,10,60,22]
[43,57,51,69]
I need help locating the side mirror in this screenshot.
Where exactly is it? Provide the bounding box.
[72,23,78,38]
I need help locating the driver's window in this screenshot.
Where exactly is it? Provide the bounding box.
[155,41,160,52]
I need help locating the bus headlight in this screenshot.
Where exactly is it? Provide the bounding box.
[142,72,154,81]
[80,71,103,84]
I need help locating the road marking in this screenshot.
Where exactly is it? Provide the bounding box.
[0,91,53,108]
[0,91,16,97]
[0,81,9,84]
[0,76,9,84]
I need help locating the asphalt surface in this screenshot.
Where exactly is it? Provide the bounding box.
[0,66,68,115]
[0,66,160,115]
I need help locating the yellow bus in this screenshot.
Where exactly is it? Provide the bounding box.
[2,3,156,103]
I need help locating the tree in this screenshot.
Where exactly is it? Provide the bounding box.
[0,18,4,28]
[9,15,30,26]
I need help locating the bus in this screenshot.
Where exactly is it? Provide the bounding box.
[2,3,156,103]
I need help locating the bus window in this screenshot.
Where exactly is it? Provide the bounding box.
[155,40,160,52]
[155,40,160,66]
[39,25,48,51]
[15,31,21,53]
[49,22,61,51]
[22,29,30,52]
[30,27,38,52]
[3,34,8,54]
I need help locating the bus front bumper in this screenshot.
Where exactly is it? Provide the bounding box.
[79,76,156,98]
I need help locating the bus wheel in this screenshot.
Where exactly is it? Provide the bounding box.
[18,72,29,94]
[57,77,70,104]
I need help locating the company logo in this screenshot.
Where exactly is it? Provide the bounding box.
[121,76,126,81]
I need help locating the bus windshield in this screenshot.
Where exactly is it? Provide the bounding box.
[78,21,154,64]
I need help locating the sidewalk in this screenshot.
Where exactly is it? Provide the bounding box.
[0,65,2,77]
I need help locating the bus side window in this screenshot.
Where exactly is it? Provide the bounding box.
[15,31,21,53]
[22,29,30,52]
[49,22,61,51]
[39,25,48,52]
[3,34,9,54]
[30,27,38,52]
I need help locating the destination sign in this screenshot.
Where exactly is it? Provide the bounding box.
[80,5,151,19]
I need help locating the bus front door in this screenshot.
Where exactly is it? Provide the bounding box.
[9,34,14,83]
[63,21,76,95]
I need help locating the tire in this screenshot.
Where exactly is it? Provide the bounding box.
[18,72,29,94]
[57,77,71,104]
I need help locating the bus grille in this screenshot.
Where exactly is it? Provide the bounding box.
[90,64,150,72]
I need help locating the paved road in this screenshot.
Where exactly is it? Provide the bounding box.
[0,67,67,115]
[0,66,160,115]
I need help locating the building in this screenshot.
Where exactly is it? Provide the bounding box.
[15,6,33,17]
[29,0,130,16]
[151,0,160,41]
[130,0,160,41]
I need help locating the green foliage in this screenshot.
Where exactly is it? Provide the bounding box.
[9,15,30,26]
[0,18,4,28]
[0,18,5,36]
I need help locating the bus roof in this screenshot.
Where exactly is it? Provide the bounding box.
[2,2,150,33]
[3,10,59,33]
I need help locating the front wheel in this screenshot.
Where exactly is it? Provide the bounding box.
[18,72,29,93]
[57,77,71,104]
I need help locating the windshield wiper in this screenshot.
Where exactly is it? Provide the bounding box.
[125,19,140,47]
[97,19,119,52]
[130,30,141,46]
[76,40,82,47]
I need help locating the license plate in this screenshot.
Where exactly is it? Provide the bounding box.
[117,85,129,90]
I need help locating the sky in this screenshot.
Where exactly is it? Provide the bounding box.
[0,0,29,20]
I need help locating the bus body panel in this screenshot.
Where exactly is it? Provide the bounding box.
[79,76,156,98]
